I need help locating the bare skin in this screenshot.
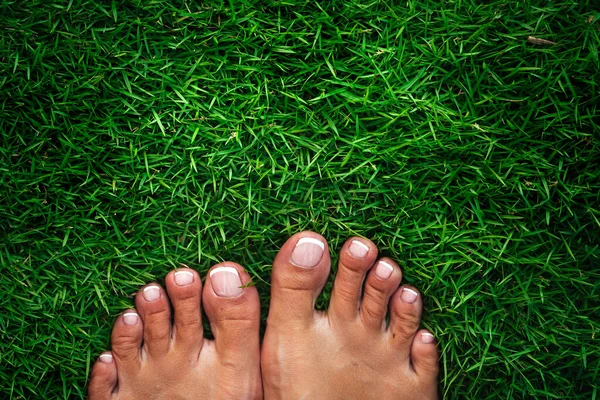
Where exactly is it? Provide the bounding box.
[88,232,438,399]
[88,263,262,400]
[262,232,439,400]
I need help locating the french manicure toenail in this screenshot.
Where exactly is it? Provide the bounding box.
[99,353,113,363]
[174,270,194,286]
[375,261,394,280]
[421,332,435,344]
[210,266,243,297]
[123,312,139,325]
[291,237,325,268]
[401,287,418,303]
[349,240,369,258]
[142,286,161,302]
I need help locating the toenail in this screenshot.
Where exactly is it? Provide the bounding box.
[174,270,194,286]
[142,286,161,302]
[349,240,369,258]
[291,237,325,268]
[401,287,418,303]
[420,332,435,344]
[210,266,244,297]
[99,353,113,363]
[375,261,394,280]
[123,312,139,326]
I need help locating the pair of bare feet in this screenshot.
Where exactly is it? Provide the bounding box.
[89,232,439,399]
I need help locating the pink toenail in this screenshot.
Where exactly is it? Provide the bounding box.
[348,240,369,258]
[210,266,243,297]
[123,312,139,325]
[375,261,394,280]
[99,353,113,363]
[401,287,418,303]
[420,332,435,344]
[291,237,325,268]
[174,270,194,286]
[142,286,161,302]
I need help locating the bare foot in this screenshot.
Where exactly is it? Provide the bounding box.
[88,263,262,400]
[262,232,439,400]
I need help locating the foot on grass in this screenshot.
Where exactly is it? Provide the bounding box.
[88,263,262,400]
[262,232,439,400]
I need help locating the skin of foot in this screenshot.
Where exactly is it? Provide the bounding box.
[88,263,262,400]
[262,232,439,400]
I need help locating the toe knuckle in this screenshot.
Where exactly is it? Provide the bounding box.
[364,284,387,302]
[361,302,384,322]
[111,334,139,350]
[177,315,201,329]
[146,326,171,343]
[334,282,358,303]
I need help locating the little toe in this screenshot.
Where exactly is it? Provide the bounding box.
[165,268,203,354]
[110,309,143,370]
[202,263,262,389]
[88,352,117,400]
[329,237,378,322]
[410,329,440,379]
[268,231,331,325]
[389,285,423,354]
[135,283,172,359]
[359,258,402,330]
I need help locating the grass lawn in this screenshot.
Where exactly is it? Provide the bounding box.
[1,0,600,398]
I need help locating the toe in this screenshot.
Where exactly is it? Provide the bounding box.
[359,258,402,330]
[135,283,172,358]
[388,285,422,354]
[268,231,330,324]
[110,309,143,370]
[202,263,261,356]
[202,262,262,389]
[165,268,203,355]
[410,329,440,379]
[88,352,117,400]
[329,237,378,322]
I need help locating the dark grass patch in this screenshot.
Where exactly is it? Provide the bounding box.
[1,0,599,398]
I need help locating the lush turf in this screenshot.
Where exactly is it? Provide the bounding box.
[1,0,599,398]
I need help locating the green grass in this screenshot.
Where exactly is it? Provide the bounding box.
[1,0,599,398]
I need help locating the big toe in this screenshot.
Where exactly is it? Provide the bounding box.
[202,263,261,383]
[88,352,117,400]
[267,231,331,325]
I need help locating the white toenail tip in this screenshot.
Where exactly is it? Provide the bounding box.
[296,237,325,250]
[403,287,418,296]
[123,312,138,318]
[143,286,159,292]
[351,240,370,251]
[175,270,193,276]
[210,266,240,278]
[378,261,394,272]
[421,332,435,343]
[99,353,113,363]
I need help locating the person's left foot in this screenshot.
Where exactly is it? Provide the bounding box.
[88,263,262,400]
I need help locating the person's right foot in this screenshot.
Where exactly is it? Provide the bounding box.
[262,232,439,400]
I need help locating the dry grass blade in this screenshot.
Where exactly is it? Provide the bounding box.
[527,36,557,45]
